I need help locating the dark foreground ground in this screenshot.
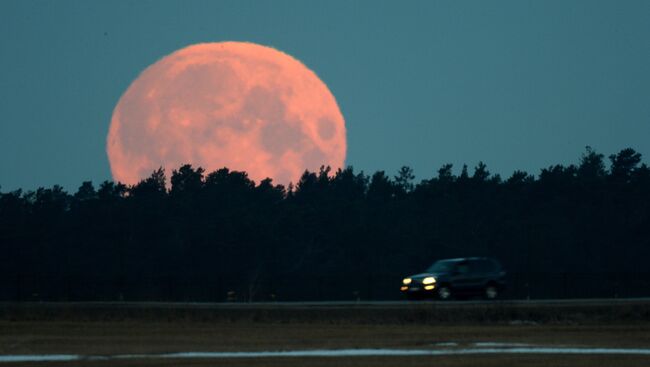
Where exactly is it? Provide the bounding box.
[1,300,650,366]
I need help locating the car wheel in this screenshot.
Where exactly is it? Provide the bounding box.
[437,286,452,300]
[484,284,499,300]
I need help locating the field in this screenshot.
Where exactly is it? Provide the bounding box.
[1,300,650,366]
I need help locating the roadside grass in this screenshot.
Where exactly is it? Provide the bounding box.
[2,321,650,355]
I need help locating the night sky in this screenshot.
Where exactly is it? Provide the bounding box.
[1,0,649,191]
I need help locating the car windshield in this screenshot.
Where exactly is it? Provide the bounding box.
[426,260,457,273]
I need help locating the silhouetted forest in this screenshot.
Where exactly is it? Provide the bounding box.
[1,147,649,301]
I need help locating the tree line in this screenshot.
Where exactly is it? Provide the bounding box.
[1,147,649,301]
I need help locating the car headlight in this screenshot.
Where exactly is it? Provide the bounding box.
[402,278,412,285]
[422,277,436,285]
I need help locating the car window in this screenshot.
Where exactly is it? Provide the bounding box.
[468,260,481,273]
[426,260,456,273]
[472,260,494,273]
[456,262,470,274]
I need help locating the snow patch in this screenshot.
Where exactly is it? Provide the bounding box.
[2,347,650,363]
[473,342,533,347]
[434,342,459,347]
[0,355,80,363]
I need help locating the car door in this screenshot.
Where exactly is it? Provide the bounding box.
[466,259,489,291]
[450,260,473,291]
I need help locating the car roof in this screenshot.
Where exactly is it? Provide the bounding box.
[436,257,497,262]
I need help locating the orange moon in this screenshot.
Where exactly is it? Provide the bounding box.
[107,42,346,187]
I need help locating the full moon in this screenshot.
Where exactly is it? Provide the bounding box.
[107,42,346,187]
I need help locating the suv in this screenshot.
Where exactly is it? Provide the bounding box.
[400,257,506,300]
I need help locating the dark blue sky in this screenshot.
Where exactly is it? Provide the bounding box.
[1,0,649,191]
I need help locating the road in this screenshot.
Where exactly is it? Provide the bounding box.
[3,297,648,308]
